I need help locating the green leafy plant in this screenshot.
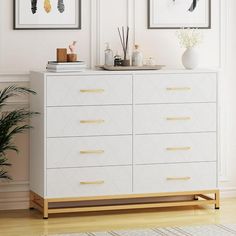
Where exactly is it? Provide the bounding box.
[0,86,38,179]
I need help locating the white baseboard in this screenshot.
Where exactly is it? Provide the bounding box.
[0,73,29,82]
[0,200,29,211]
[0,181,29,192]
[220,187,236,198]
[0,181,30,210]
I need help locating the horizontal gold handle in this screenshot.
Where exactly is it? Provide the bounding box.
[80,120,105,124]
[80,150,105,155]
[166,87,191,91]
[166,117,191,121]
[80,89,105,93]
[80,181,105,185]
[166,177,191,181]
[166,147,191,151]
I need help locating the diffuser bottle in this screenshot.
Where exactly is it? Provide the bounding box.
[104,43,114,66]
[132,45,143,66]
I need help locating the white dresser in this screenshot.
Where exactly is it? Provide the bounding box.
[30,70,219,219]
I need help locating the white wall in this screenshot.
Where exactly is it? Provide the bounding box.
[0,0,221,71]
[0,0,92,72]
[0,0,235,209]
[134,0,221,68]
[218,0,236,195]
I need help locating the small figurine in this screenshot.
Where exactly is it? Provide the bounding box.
[69,41,78,54]
[67,41,78,62]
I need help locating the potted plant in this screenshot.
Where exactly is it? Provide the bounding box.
[0,86,38,180]
[176,28,203,70]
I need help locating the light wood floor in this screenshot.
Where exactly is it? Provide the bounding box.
[0,198,236,236]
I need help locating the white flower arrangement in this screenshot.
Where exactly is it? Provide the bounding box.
[176,28,203,49]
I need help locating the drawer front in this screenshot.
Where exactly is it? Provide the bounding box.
[134,162,217,193]
[134,73,216,104]
[47,75,132,106]
[134,133,216,164]
[47,136,132,168]
[47,105,132,137]
[134,103,216,134]
[47,166,132,198]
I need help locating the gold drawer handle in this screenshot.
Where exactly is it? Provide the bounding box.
[166,177,191,181]
[166,87,191,91]
[80,120,105,124]
[166,117,191,121]
[80,181,105,185]
[80,89,105,93]
[80,150,105,155]
[166,147,191,151]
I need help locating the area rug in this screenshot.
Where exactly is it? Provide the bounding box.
[50,224,236,236]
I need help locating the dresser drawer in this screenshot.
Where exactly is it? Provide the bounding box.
[134,103,216,134]
[46,75,132,106]
[47,105,132,137]
[134,133,216,164]
[47,136,132,168]
[134,73,216,104]
[134,162,217,194]
[47,166,132,198]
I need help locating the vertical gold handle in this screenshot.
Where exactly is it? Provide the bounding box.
[80,150,105,155]
[80,181,105,185]
[166,177,191,181]
[80,120,105,124]
[80,89,105,93]
[166,117,191,121]
[166,147,191,151]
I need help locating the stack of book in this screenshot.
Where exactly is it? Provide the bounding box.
[46,61,87,72]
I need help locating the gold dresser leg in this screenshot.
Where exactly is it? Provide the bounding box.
[215,190,220,209]
[30,190,220,218]
[43,199,49,219]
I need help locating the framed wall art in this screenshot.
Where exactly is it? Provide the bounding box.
[148,0,211,29]
[14,0,81,30]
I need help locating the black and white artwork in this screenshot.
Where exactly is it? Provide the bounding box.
[14,0,81,30]
[148,0,211,29]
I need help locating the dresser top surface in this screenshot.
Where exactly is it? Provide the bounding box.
[32,68,219,77]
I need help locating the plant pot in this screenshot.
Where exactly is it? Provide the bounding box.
[122,59,131,66]
[182,48,199,70]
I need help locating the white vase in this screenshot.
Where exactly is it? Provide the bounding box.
[182,48,199,70]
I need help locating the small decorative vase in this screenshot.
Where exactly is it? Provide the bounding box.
[67,53,77,62]
[182,48,199,70]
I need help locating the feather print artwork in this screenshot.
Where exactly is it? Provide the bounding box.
[58,0,65,13]
[31,0,38,14]
[188,0,199,12]
[44,0,52,13]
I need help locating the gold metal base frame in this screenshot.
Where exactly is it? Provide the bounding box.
[30,189,220,219]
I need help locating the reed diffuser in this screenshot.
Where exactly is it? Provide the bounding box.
[118,26,130,66]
